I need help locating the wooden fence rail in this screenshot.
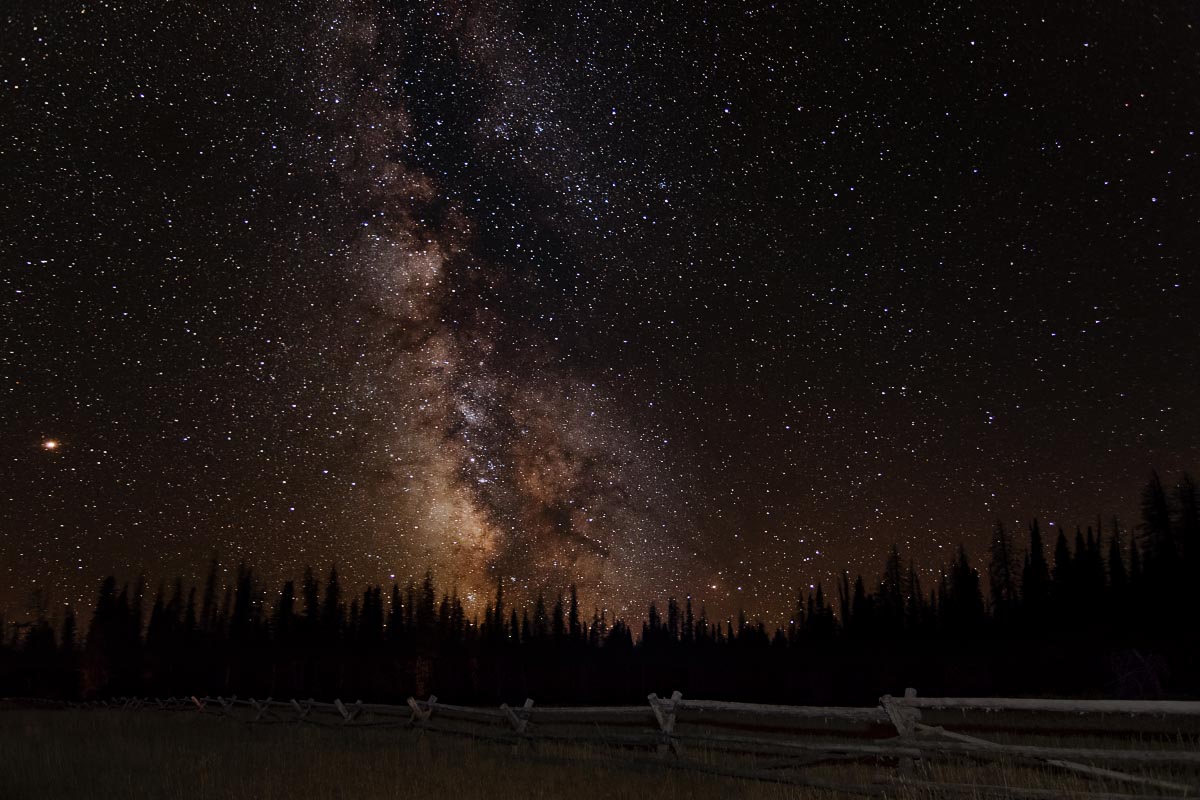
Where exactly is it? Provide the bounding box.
[25,690,1200,798]
[892,696,1200,717]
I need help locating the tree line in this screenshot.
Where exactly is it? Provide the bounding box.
[2,472,1197,704]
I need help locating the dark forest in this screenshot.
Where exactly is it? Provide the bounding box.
[5,472,1197,706]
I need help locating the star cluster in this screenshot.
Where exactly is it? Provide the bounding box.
[2,2,1198,622]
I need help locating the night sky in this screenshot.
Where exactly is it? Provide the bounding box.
[3,2,1198,623]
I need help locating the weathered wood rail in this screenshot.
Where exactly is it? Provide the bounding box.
[38,691,1200,798]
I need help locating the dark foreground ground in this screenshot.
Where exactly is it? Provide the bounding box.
[1,706,1195,799]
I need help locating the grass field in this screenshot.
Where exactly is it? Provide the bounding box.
[1,706,1196,799]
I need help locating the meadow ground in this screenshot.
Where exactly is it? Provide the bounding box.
[1,706,1196,800]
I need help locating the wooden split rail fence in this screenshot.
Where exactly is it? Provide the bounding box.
[54,691,1200,798]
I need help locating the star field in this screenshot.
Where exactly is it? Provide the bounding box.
[2,2,1198,623]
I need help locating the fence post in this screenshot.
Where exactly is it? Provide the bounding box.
[881,688,922,778]
[250,697,276,722]
[290,698,314,721]
[407,694,437,727]
[334,699,363,723]
[648,691,683,757]
[501,698,535,751]
[190,696,206,713]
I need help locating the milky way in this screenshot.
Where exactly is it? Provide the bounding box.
[302,1,691,609]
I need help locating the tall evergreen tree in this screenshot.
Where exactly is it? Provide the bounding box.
[1140,471,1176,575]
[1107,519,1128,598]
[944,546,985,632]
[552,592,566,642]
[878,545,906,632]
[988,521,1019,619]
[532,593,548,640]
[1052,530,1073,606]
[360,586,384,645]
[230,564,255,644]
[301,566,320,637]
[199,559,219,636]
[1176,473,1199,568]
[1021,519,1051,620]
[60,606,77,657]
[387,583,403,642]
[906,561,925,632]
[182,588,197,638]
[145,582,167,653]
[492,578,506,639]
[321,566,343,642]
[417,571,436,639]
[274,580,296,644]
[568,584,581,643]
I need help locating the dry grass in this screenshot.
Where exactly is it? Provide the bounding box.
[0,707,1195,800]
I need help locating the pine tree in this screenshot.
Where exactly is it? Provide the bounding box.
[437,594,451,642]
[348,598,361,641]
[199,559,219,636]
[145,582,167,653]
[878,544,906,633]
[1140,471,1176,575]
[552,592,566,642]
[60,606,77,656]
[182,588,197,638]
[417,571,436,639]
[568,584,581,643]
[1129,537,1143,587]
[493,578,506,640]
[945,546,985,633]
[361,586,384,645]
[588,609,602,648]
[404,581,416,630]
[850,576,871,635]
[988,521,1019,620]
[387,584,403,642]
[1176,473,1199,568]
[1021,519,1051,620]
[906,561,925,633]
[321,565,343,642]
[448,592,464,643]
[1052,530,1073,609]
[82,576,120,696]
[165,578,184,630]
[1107,519,1127,598]
[130,575,146,642]
[302,566,320,637]
[838,571,852,629]
[230,564,255,645]
[532,593,548,640]
[274,580,296,644]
